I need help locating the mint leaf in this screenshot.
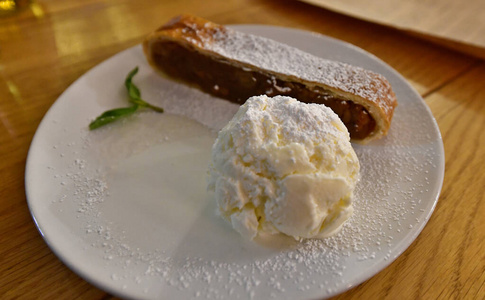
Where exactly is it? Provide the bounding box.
[89,67,164,130]
[125,67,142,101]
[88,105,138,130]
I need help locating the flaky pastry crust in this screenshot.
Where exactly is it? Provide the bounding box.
[143,14,397,143]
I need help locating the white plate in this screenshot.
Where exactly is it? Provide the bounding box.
[25,25,444,299]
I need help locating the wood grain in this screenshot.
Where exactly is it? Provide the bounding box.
[0,0,484,299]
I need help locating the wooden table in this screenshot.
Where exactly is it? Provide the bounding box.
[1,0,484,299]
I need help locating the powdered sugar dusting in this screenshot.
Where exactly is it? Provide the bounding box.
[199,27,395,116]
[28,29,442,300]
[241,95,348,143]
[39,77,441,299]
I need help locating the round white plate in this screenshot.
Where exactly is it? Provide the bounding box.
[26,25,444,300]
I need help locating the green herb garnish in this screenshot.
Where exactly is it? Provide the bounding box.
[89,67,164,130]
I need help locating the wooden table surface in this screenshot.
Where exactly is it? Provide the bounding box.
[1,0,484,299]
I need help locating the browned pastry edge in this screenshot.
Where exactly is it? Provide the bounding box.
[143,14,398,143]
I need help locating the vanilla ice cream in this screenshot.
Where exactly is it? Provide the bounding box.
[207,95,360,240]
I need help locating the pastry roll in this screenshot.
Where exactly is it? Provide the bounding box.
[143,14,397,143]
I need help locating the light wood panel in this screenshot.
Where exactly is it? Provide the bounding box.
[298,0,485,59]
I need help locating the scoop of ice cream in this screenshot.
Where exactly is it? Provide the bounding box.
[207,95,360,240]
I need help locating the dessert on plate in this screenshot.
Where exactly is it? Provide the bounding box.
[143,14,397,143]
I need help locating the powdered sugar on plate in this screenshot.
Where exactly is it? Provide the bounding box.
[199,25,396,117]
[25,26,443,300]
